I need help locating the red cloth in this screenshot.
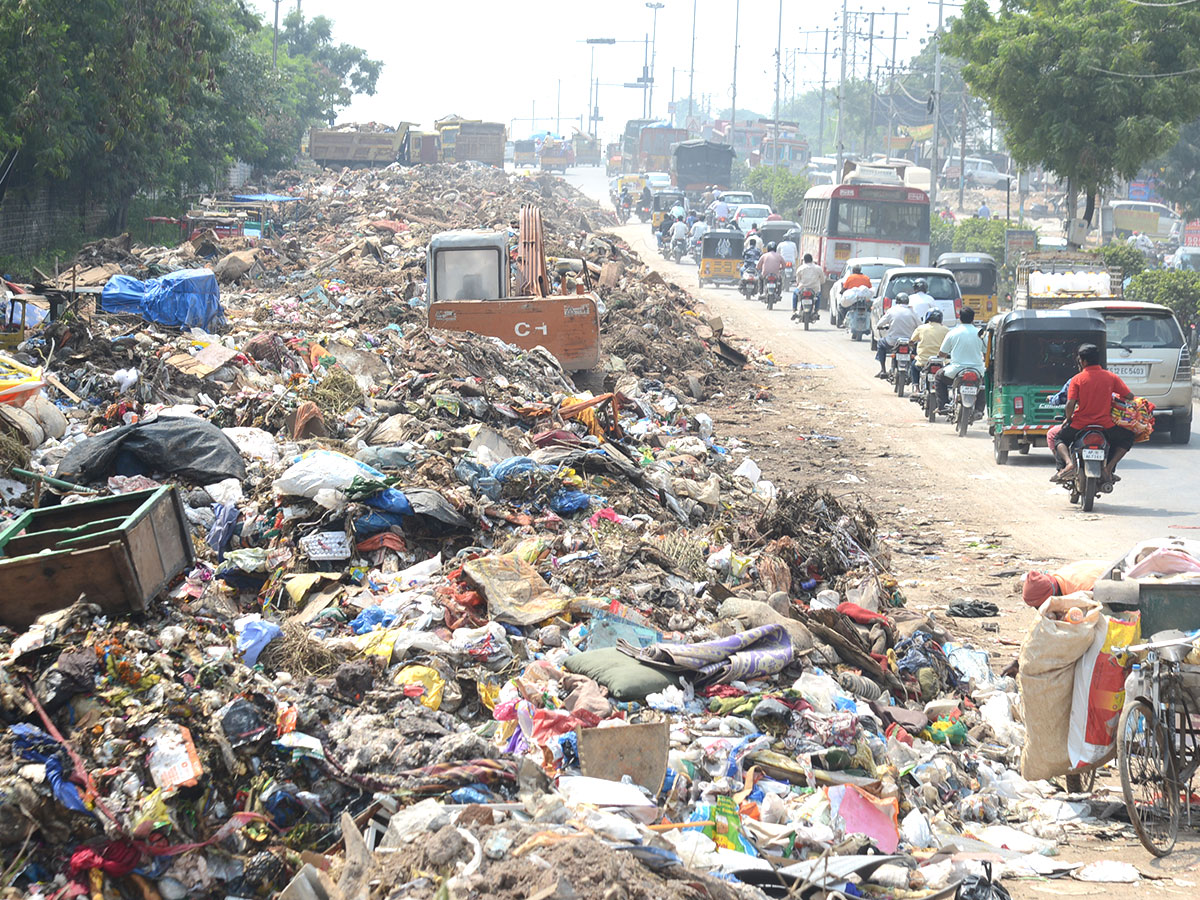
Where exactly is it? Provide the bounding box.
[837,602,889,625]
[1068,365,1131,429]
[842,273,872,290]
[356,532,406,553]
[68,841,141,877]
[1023,571,1057,607]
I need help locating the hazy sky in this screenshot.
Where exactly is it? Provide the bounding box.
[248,0,940,142]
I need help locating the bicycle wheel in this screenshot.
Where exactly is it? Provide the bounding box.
[1118,698,1179,856]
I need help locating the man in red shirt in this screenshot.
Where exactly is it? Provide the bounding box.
[1053,343,1135,484]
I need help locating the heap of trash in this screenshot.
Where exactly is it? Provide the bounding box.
[0,163,1139,900]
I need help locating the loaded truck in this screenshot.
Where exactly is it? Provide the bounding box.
[540,139,572,173]
[672,139,735,194]
[425,206,600,370]
[638,125,688,173]
[308,124,412,167]
[434,117,507,167]
[573,134,602,167]
[1014,251,1123,310]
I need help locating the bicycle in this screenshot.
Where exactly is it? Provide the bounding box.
[1115,629,1200,856]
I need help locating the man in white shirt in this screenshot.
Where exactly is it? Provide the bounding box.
[792,253,824,318]
[710,199,731,224]
[874,293,921,378]
[907,279,937,321]
[668,217,690,243]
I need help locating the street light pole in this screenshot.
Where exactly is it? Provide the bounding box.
[732,0,740,157]
[931,0,944,208]
[835,0,848,180]
[647,3,665,119]
[773,0,782,173]
[585,38,617,137]
[688,0,697,122]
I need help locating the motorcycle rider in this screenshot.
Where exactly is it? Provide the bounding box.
[745,224,763,252]
[618,185,632,217]
[671,202,687,220]
[756,241,785,299]
[874,292,920,379]
[837,264,873,326]
[910,308,950,387]
[908,278,937,322]
[640,184,652,213]
[689,216,709,244]
[668,215,690,254]
[657,213,675,251]
[701,186,715,206]
[711,196,732,225]
[793,253,824,319]
[1052,343,1136,485]
[935,305,985,412]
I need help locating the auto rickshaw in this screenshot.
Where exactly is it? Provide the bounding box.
[938,252,1000,318]
[985,309,1107,465]
[698,229,745,289]
[651,190,687,230]
[616,174,645,196]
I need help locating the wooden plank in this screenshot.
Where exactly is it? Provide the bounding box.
[0,543,133,628]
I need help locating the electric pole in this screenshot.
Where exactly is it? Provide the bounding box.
[688,0,697,122]
[732,0,741,156]
[931,0,944,207]
[835,0,848,178]
[773,0,783,172]
[647,3,664,119]
[865,11,875,157]
[819,28,830,156]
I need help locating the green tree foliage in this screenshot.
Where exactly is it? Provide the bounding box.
[951,219,1010,263]
[1153,120,1200,220]
[1125,269,1200,330]
[945,0,1200,223]
[744,168,811,220]
[931,216,956,259]
[0,1,380,217]
[1092,242,1147,281]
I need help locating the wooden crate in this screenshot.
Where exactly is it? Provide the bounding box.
[0,486,194,628]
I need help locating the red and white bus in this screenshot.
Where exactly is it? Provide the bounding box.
[799,183,931,292]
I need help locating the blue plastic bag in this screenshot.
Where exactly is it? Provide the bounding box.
[353,510,405,537]
[237,619,282,666]
[365,487,414,516]
[349,606,396,634]
[549,488,598,515]
[490,456,542,483]
[102,268,225,330]
[10,724,91,814]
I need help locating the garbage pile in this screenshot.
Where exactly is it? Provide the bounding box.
[0,165,1116,900]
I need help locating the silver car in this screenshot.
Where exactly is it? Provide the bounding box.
[870,267,963,349]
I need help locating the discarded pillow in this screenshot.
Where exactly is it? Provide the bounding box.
[564,648,676,702]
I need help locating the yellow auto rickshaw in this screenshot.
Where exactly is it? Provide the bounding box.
[651,190,686,230]
[698,229,745,289]
[937,252,1000,318]
[617,174,646,197]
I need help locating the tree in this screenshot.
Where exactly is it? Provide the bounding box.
[945,0,1200,227]
[1125,270,1200,331]
[952,219,1009,263]
[744,168,810,220]
[279,12,381,126]
[1092,242,1147,281]
[1153,120,1200,220]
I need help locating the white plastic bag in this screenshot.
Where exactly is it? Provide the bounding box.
[273,450,384,499]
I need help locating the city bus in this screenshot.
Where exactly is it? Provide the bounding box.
[799,183,931,297]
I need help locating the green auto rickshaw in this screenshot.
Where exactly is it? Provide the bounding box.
[985,309,1107,465]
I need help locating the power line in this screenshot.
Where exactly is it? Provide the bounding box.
[1087,64,1200,77]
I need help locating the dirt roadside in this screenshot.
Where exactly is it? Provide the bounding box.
[613,223,1200,896]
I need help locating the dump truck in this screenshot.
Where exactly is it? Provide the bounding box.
[573,133,602,167]
[540,139,572,173]
[434,118,507,167]
[1014,250,1123,310]
[308,124,411,167]
[638,126,688,173]
[425,206,600,370]
[672,139,735,194]
[513,140,537,166]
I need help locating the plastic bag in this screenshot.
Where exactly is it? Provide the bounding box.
[959,862,1012,900]
[274,450,384,499]
[394,665,445,710]
[1068,612,1140,767]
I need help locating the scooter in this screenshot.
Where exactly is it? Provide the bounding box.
[1061,426,1114,512]
[763,272,783,310]
[739,266,759,300]
[794,286,817,328]
[845,297,871,342]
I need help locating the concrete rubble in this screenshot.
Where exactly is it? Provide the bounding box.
[0,163,1131,900]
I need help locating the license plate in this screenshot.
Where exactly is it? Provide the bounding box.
[896,353,910,362]
[960,386,978,398]
[1082,448,1106,460]
[1110,364,1149,378]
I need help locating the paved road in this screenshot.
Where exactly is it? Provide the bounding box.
[566,166,1200,560]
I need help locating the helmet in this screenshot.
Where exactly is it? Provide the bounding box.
[767,241,777,251]
[926,309,944,323]
[896,292,910,305]
[913,279,928,292]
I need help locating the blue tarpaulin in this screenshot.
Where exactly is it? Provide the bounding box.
[102,268,225,331]
[233,193,300,203]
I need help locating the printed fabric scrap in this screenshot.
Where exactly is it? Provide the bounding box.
[617,624,794,688]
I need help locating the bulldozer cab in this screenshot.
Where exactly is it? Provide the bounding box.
[427,231,509,301]
[426,208,601,371]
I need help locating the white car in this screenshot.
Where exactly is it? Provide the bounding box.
[644,172,672,189]
[940,156,1012,189]
[733,204,773,233]
[829,257,904,325]
[870,267,963,349]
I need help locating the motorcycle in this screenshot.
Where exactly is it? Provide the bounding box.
[1062,426,1113,512]
[636,200,651,223]
[671,236,688,264]
[782,261,794,292]
[617,200,631,224]
[795,286,817,328]
[739,266,759,300]
[887,341,914,397]
[917,359,946,422]
[763,273,782,310]
[950,369,983,437]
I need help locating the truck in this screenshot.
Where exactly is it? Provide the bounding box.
[308,124,411,167]
[638,126,688,173]
[540,139,572,173]
[1014,251,1123,310]
[513,140,537,167]
[425,205,600,371]
[434,117,507,167]
[573,133,602,166]
[672,139,735,194]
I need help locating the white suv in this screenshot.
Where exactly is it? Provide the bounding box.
[941,157,1012,189]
